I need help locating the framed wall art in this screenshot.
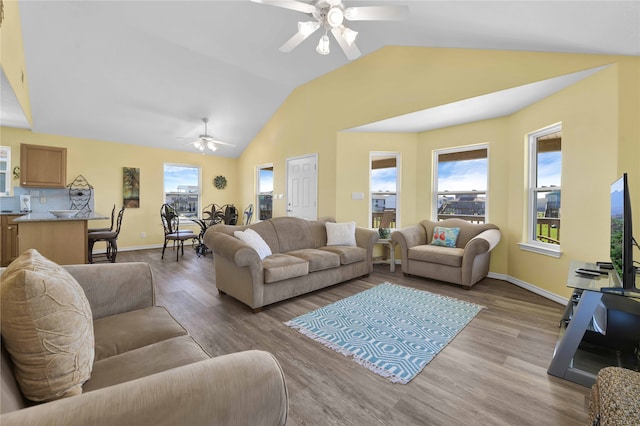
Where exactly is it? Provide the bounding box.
[123,167,140,208]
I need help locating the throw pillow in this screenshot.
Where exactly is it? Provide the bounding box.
[0,249,94,402]
[430,227,461,248]
[234,228,272,260]
[326,221,357,247]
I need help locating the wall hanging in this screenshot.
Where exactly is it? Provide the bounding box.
[123,167,140,208]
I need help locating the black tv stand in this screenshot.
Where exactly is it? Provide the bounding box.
[547,260,640,387]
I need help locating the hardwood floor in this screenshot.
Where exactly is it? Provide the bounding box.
[117,248,590,425]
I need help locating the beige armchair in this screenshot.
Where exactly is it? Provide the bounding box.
[391,218,501,289]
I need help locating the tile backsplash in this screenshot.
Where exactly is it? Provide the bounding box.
[0,187,95,213]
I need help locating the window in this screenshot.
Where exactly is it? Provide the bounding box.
[370,153,399,230]
[163,163,200,218]
[524,123,562,255]
[257,164,273,221]
[433,145,488,223]
[0,146,11,196]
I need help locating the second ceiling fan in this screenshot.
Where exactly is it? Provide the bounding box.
[251,0,409,60]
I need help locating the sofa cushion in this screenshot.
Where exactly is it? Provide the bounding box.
[287,249,341,272]
[263,254,309,284]
[234,228,272,260]
[430,227,460,248]
[0,249,94,402]
[93,306,188,362]
[325,221,356,247]
[409,245,465,267]
[319,246,366,265]
[83,335,209,392]
[270,217,316,253]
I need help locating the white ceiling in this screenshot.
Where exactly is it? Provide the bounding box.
[2,1,639,158]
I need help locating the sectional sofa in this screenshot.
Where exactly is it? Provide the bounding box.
[0,250,288,426]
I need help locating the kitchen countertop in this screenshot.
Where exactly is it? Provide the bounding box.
[13,212,109,222]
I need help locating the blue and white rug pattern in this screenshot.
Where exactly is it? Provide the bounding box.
[285,283,484,384]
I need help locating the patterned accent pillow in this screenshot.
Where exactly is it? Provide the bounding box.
[326,221,357,247]
[430,227,461,248]
[0,249,94,402]
[234,228,272,259]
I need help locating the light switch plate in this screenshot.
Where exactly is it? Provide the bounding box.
[351,192,364,200]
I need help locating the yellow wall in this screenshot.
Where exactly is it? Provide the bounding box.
[0,0,32,125]
[238,47,639,300]
[0,127,239,250]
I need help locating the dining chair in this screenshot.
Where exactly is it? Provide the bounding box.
[88,206,124,263]
[88,204,115,233]
[219,204,238,225]
[160,204,198,261]
[243,204,254,225]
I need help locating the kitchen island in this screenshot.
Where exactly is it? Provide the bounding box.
[14,211,109,265]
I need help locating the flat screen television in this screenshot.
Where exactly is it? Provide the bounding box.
[609,173,637,290]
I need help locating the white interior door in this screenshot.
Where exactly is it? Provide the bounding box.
[286,154,317,220]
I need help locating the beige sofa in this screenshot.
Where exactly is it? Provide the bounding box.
[203,217,379,312]
[391,218,501,289]
[1,257,288,426]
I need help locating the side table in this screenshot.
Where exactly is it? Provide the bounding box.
[373,238,395,272]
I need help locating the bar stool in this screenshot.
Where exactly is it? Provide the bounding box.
[88,204,115,233]
[88,206,124,263]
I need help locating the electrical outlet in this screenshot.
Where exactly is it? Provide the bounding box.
[40,197,46,203]
[140,232,146,239]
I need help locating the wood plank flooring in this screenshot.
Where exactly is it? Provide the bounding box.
[117,248,590,426]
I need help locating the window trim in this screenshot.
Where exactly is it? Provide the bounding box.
[432,144,489,223]
[369,152,400,230]
[163,162,201,219]
[520,122,562,257]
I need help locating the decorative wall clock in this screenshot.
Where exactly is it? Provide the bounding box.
[213,175,227,189]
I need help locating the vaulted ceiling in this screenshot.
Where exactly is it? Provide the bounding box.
[2,1,639,157]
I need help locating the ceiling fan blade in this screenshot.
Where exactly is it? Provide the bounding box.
[209,140,235,147]
[250,0,316,14]
[344,5,409,21]
[279,25,319,52]
[331,27,361,60]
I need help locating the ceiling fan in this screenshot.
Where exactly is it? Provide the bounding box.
[182,118,234,153]
[251,0,409,60]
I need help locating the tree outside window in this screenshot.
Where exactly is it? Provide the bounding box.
[529,125,562,245]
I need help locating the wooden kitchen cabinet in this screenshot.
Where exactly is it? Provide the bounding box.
[1,215,21,266]
[20,143,67,188]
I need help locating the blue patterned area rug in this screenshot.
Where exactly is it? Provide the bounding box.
[285,282,484,384]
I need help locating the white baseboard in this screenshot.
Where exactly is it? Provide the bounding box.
[487,272,569,306]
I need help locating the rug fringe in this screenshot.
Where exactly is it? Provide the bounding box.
[285,321,410,384]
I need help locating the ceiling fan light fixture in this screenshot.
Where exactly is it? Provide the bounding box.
[316,34,330,55]
[206,141,217,151]
[326,7,344,27]
[326,0,341,6]
[343,7,356,20]
[342,27,358,46]
[298,20,320,37]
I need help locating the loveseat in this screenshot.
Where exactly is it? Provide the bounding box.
[203,217,378,312]
[0,250,288,426]
[391,218,501,289]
